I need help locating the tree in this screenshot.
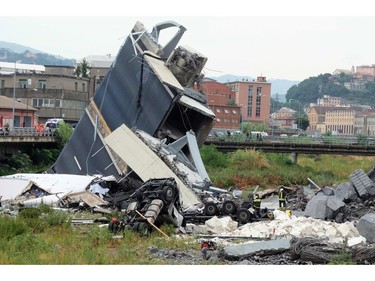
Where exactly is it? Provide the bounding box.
[295,112,309,130]
[54,122,74,149]
[74,58,90,78]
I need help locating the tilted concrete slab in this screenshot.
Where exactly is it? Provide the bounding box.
[104,124,201,208]
[222,238,292,259]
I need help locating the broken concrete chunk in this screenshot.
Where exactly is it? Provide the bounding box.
[303,193,329,219]
[321,187,334,196]
[356,213,375,243]
[205,216,238,234]
[222,238,292,260]
[349,169,375,199]
[347,236,366,247]
[326,196,345,216]
[334,181,358,202]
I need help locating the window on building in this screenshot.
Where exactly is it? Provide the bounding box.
[248,85,253,95]
[256,95,261,117]
[82,83,86,93]
[38,80,46,90]
[224,109,229,114]
[19,79,27,89]
[248,96,253,117]
[232,110,238,114]
[75,82,78,92]
[256,86,262,96]
[216,108,221,113]
[32,98,61,108]
[0,80,4,89]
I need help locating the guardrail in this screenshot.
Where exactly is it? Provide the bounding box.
[0,127,55,137]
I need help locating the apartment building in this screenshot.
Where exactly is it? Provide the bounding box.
[227,76,271,125]
[325,107,356,135]
[307,106,328,132]
[271,107,297,129]
[316,95,342,107]
[354,111,375,136]
[307,106,375,135]
[200,79,240,130]
[355,65,375,81]
[0,56,113,126]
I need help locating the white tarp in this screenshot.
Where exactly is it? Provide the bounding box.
[0,178,32,200]
[1,173,96,194]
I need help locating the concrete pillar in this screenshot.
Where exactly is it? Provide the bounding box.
[290,152,298,164]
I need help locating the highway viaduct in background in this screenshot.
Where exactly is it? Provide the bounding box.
[204,140,375,164]
[1,133,375,164]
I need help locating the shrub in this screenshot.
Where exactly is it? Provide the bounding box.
[42,211,71,227]
[200,145,228,168]
[229,149,270,170]
[54,123,73,148]
[0,216,29,239]
[18,208,42,219]
[8,151,32,170]
[328,251,354,265]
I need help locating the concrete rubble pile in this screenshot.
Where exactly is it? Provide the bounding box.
[303,168,375,243]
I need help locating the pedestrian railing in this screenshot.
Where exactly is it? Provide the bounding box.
[0,127,55,137]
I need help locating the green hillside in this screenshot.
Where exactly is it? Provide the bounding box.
[0,41,76,66]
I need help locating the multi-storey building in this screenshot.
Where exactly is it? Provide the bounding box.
[307,106,328,132]
[307,106,375,135]
[316,95,342,107]
[325,107,356,135]
[354,111,375,136]
[200,78,240,130]
[227,76,271,125]
[355,65,375,81]
[271,107,296,129]
[344,80,366,91]
[0,56,113,127]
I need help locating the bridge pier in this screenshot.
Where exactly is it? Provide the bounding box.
[290,152,298,164]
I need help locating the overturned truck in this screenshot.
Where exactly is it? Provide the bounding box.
[48,21,254,232]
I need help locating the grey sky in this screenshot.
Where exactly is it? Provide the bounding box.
[1,1,375,81]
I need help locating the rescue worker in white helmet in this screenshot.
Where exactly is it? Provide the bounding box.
[252,193,262,218]
[278,187,286,209]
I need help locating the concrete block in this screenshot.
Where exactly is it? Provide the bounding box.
[356,213,375,243]
[334,182,358,202]
[303,193,328,219]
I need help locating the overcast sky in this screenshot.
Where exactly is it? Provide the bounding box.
[1,0,375,81]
